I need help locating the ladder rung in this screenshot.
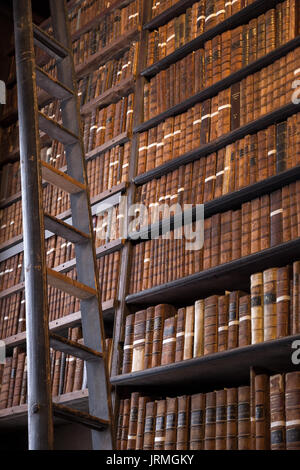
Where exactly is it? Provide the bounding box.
[33,24,70,61]
[47,268,97,299]
[49,333,103,361]
[53,403,109,431]
[36,66,74,101]
[41,161,86,194]
[44,213,90,244]
[39,112,79,146]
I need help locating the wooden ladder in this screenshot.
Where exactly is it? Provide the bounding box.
[13,0,113,450]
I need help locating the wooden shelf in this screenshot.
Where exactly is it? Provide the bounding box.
[85,132,130,160]
[0,389,89,430]
[134,102,299,185]
[130,165,300,241]
[141,0,285,77]
[125,237,300,308]
[75,28,140,79]
[111,334,300,391]
[81,78,135,115]
[138,35,300,132]
[143,0,198,31]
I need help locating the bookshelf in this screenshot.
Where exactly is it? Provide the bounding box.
[1,0,300,450]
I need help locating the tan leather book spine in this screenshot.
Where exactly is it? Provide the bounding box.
[132,310,146,372]
[250,197,261,254]
[165,397,177,450]
[127,392,140,450]
[183,305,194,360]
[276,266,290,338]
[204,391,216,450]
[260,194,270,251]
[285,371,300,450]
[270,373,286,450]
[154,399,166,450]
[228,291,242,350]
[204,295,218,355]
[152,304,175,368]
[241,201,251,258]
[116,399,124,450]
[270,189,283,247]
[144,401,157,450]
[232,209,241,260]
[190,393,205,450]
[175,307,185,362]
[293,261,300,334]
[176,395,190,450]
[211,213,221,268]
[122,314,134,374]
[144,306,155,370]
[121,398,130,450]
[217,294,229,351]
[263,268,278,341]
[238,386,251,450]
[161,316,177,365]
[193,299,204,357]
[255,374,270,450]
[238,295,251,347]
[216,389,227,450]
[226,387,238,450]
[12,351,25,407]
[220,210,232,265]
[251,273,264,344]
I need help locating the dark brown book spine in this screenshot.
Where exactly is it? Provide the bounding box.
[285,371,300,450]
[238,386,251,450]
[136,396,150,450]
[189,393,205,450]
[226,387,238,450]
[204,391,216,450]
[216,389,227,450]
[122,314,134,374]
[270,373,286,450]
[176,395,190,450]
[127,392,140,450]
[165,397,178,450]
[154,399,166,450]
[255,374,270,450]
[144,401,157,450]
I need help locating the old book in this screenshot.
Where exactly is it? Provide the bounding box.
[238,386,251,450]
[132,310,146,372]
[251,273,264,344]
[250,197,261,254]
[116,399,124,450]
[216,389,227,450]
[270,189,283,247]
[189,393,205,450]
[127,392,140,450]
[136,396,150,450]
[226,387,238,450]
[154,399,166,450]
[220,211,232,265]
[144,401,157,450]
[293,261,300,334]
[228,291,243,350]
[175,308,186,362]
[144,306,155,369]
[12,351,25,407]
[217,294,229,351]
[285,371,300,450]
[270,373,286,450]
[165,397,177,450]
[121,398,130,450]
[183,305,194,360]
[122,314,135,374]
[263,268,277,341]
[232,209,241,260]
[177,395,190,450]
[255,374,270,450]
[276,266,290,338]
[193,299,204,357]
[238,295,251,347]
[161,315,177,365]
[204,391,216,450]
[152,304,175,368]
[204,295,218,355]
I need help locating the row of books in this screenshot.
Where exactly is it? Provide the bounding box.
[147,0,296,66]
[0,199,22,245]
[83,93,134,153]
[0,161,21,201]
[129,182,300,292]
[77,41,138,106]
[0,250,120,339]
[116,372,300,450]
[93,206,122,246]
[137,116,300,213]
[144,46,299,121]
[123,262,300,374]
[69,0,114,34]
[72,0,141,67]
[0,253,23,292]
[150,0,256,22]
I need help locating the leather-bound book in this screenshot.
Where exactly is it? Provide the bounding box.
[175,308,186,362]
[121,398,130,450]
[250,197,261,254]
[263,268,278,341]
[216,389,227,450]
[293,261,300,334]
[282,185,291,243]
[255,374,270,450]
[132,309,146,372]
[127,392,140,450]
[194,299,204,358]
[204,391,216,450]
[203,217,212,271]
[154,399,166,450]
[211,213,221,268]
[136,395,150,449]
[144,401,157,450]
[276,121,287,174]
[238,386,251,449]
[200,99,211,145]
[165,397,177,450]
[232,209,241,260]
[152,304,175,368]
[12,350,26,407]
[270,373,286,450]
[285,371,300,450]
[177,395,190,450]
[116,399,124,450]
[226,387,238,449]
[260,194,270,251]
[217,294,229,351]
[270,189,283,247]
[228,291,243,350]
[204,295,218,356]
[161,315,177,365]
[238,295,251,347]
[7,347,18,408]
[276,266,290,338]
[241,201,251,257]
[122,314,135,374]
[183,305,194,361]
[230,82,240,131]
[190,393,205,450]
[144,306,155,369]
[220,211,232,265]
[251,272,264,344]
